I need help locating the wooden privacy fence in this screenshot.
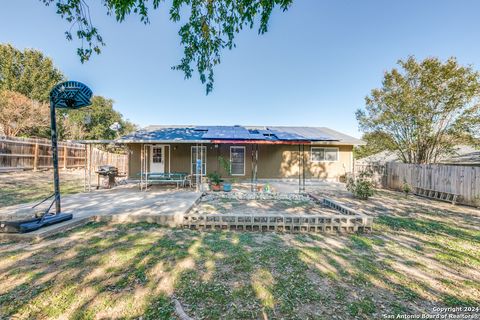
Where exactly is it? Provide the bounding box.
[383,162,480,206]
[0,136,128,174]
[354,164,386,187]
[86,147,129,175]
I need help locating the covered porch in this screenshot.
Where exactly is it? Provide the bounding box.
[127,141,315,193]
[116,125,357,192]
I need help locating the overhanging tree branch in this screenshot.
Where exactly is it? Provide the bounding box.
[41,0,293,94]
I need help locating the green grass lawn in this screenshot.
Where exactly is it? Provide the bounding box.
[0,201,479,319]
[0,170,84,207]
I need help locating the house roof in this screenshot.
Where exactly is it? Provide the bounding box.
[356,145,480,166]
[117,125,364,145]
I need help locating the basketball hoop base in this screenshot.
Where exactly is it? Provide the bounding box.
[0,213,73,233]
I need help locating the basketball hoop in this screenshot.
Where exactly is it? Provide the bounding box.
[0,81,93,233]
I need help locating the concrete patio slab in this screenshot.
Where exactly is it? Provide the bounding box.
[0,180,370,241]
[0,185,201,242]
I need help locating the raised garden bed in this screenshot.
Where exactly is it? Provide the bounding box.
[183,192,373,233]
[190,192,339,215]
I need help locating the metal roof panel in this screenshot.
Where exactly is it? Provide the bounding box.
[118,125,363,144]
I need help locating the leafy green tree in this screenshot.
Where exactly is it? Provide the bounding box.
[62,96,136,140]
[356,56,480,164]
[42,0,292,93]
[0,44,64,102]
[0,44,136,140]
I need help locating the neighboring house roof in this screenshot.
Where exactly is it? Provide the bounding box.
[355,150,400,166]
[356,145,480,166]
[438,145,480,165]
[117,125,364,145]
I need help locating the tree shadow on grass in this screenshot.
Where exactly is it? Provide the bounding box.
[0,222,200,319]
[0,218,479,319]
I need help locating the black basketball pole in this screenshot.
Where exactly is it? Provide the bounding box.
[50,100,61,214]
[0,81,92,233]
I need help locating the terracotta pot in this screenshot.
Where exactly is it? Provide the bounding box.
[212,184,222,192]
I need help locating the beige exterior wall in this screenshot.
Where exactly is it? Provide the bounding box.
[257,144,353,180]
[127,143,353,181]
[128,143,141,178]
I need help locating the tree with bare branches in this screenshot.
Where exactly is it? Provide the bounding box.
[0,90,49,137]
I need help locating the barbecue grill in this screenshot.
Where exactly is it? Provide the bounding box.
[95,165,119,189]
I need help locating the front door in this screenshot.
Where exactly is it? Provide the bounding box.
[150,145,164,173]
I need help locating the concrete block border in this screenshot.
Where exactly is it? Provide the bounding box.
[182,192,373,233]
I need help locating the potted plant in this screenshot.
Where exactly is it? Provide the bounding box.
[207,172,222,191]
[218,156,234,192]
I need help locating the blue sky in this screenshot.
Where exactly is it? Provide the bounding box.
[1,0,480,138]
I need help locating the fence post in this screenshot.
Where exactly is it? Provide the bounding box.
[33,142,39,171]
[383,162,388,188]
[63,145,67,170]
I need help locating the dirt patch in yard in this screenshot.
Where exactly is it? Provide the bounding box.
[310,186,480,231]
[189,192,340,215]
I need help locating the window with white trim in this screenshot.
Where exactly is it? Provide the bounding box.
[230,146,245,175]
[191,146,207,175]
[311,147,338,162]
[152,147,163,163]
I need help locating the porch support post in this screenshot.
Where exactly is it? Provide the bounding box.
[144,144,149,190]
[251,144,254,192]
[252,144,255,191]
[254,144,258,191]
[168,145,171,174]
[145,144,148,189]
[298,144,301,193]
[140,144,143,191]
[83,144,87,192]
[302,144,306,192]
[201,143,203,187]
[88,144,92,192]
[195,143,199,192]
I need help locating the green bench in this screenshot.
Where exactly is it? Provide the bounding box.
[139,172,191,189]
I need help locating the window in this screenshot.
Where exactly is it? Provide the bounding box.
[230,146,245,176]
[311,147,338,162]
[152,147,163,163]
[191,146,207,175]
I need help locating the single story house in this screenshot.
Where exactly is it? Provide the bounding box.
[117,125,365,181]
